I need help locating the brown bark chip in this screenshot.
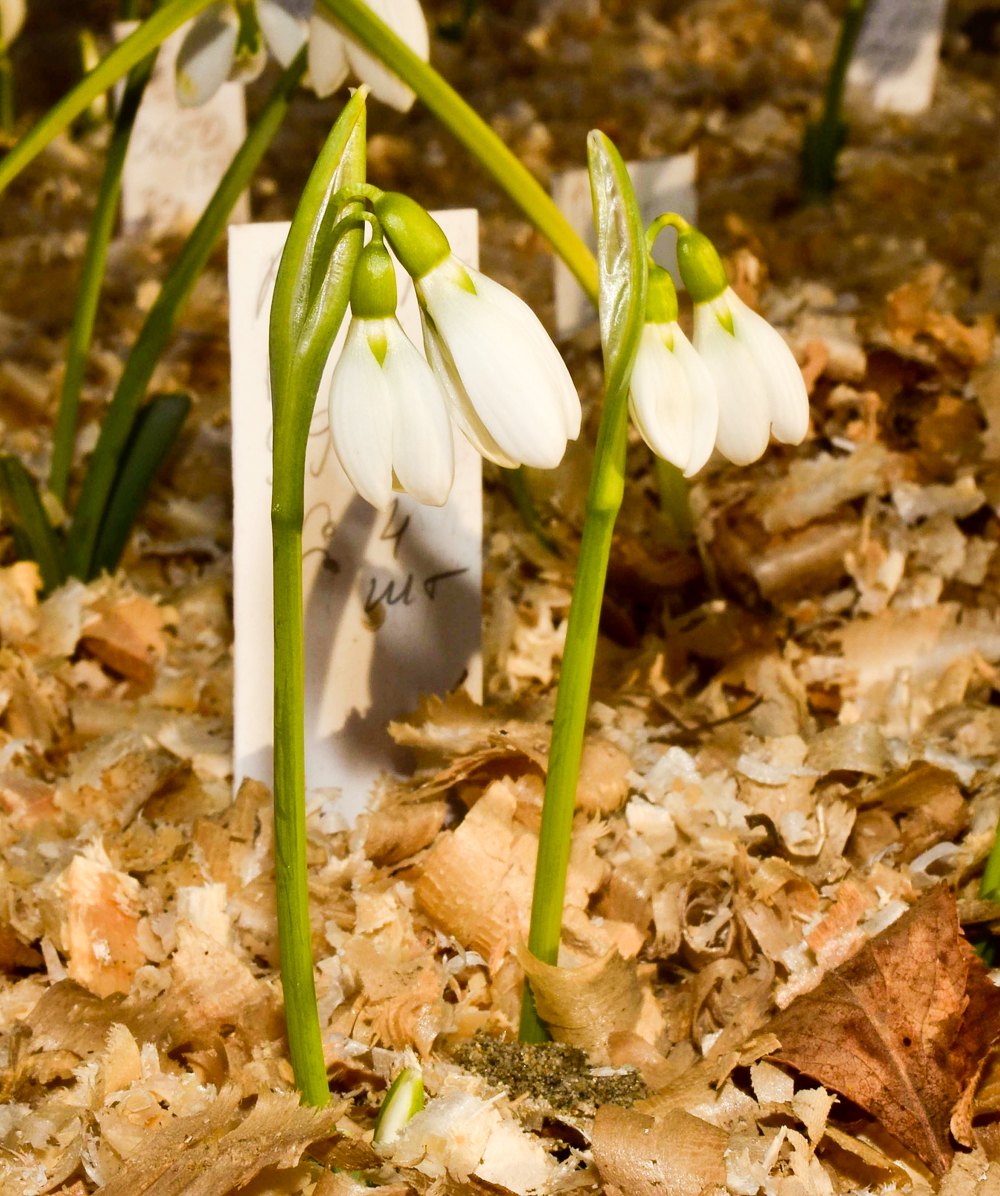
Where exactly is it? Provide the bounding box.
[768,885,1000,1175]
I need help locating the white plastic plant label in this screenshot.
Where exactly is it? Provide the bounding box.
[229,212,483,822]
[847,0,947,115]
[552,153,698,340]
[117,22,251,236]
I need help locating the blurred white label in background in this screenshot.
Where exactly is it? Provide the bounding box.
[229,213,482,822]
[848,0,947,115]
[551,153,698,339]
[117,22,250,236]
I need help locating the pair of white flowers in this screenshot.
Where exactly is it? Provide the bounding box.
[328,194,580,510]
[176,0,426,111]
[629,222,809,476]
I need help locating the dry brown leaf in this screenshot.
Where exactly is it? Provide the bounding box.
[95,1085,343,1195]
[769,885,1000,1175]
[81,593,168,687]
[518,945,643,1060]
[591,1105,727,1196]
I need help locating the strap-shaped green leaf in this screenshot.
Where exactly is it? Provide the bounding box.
[90,392,191,577]
[0,457,65,594]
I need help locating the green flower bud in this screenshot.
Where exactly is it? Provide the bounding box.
[373,1066,425,1145]
[645,265,679,325]
[372,192,451,280]
[350,241,398,321]
[676,225,729,304]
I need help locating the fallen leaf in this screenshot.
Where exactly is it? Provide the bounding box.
[769,885,1000,1175]
[591,1105,727,1196]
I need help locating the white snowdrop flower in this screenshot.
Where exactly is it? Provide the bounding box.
[676,220,810,467]
[373,192,581,471]
[0,0,26,49]
[628,266,718,476]
[309,0,428,112]
[328,241,454,510]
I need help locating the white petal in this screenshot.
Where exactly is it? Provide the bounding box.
[628,325,695,473]
[307,10,349,97]
[727,290,810,446]
[382,322,455,506]
[257,0,308,66]
[422,317,519,469]
[175,7,238,108]
[693,303,771,467]
[344,0,428,111]
[419,259,574,470]
[670,324,718,476]
[462,266,581,440]
[0,0,26,49]
[328,321,393,509]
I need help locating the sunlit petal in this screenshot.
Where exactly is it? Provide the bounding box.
[727,289,810,446]
[693,303,771,467]
[328,321,393,509]
[307,10,349,97]
[671,324,718,476]
[257,0,308,66]
[175,7,238,108]
[383,321,455,506]
[419,258,576,470]
[0,0,26,49]
[628,325,695,473]
[344,0,428,111]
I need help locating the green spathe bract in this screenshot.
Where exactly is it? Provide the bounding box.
[520,130,648,1043]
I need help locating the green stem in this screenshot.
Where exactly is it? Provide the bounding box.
[802,0,868,199]
[0,49,13,137]
[982,823,1000,902]
[0,0,215,194]
[50,41,157,503]
[520,401,629,1041]
[520,132,647,1042]
[317,0,598,304]
[269,90,368,1107]
[502,467,560,556]
[66,51,305,580]
[655,457,694,546]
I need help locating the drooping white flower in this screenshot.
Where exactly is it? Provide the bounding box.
[0,0,26,50]
[328,316,454,509]
[371,191,580,471]
[176,0,426,112]
[671,219,809,467]
[693,287,809,466]
[629,321,718,477]
[309,0,428,112]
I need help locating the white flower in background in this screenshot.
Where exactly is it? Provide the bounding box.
[309,0,428,111]
[176,0,427,112]
[693,287,809,466]
[674,220,809,467]
[417,256,582,471]
[328,242,454,509]
[628,266,718,476]
[0,0,26,49]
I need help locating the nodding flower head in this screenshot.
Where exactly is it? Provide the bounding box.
[674,222,809,467]
[176,0,428,112]
[628,266,719,477]
[328,240,454,510]
[373,193,582,472]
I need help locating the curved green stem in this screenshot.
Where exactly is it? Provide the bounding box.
[520,133,647,1042]
[269,89,368,1106]
[66,51,305,580]
[317,0,598,305]
[50,41,158,503]
[0,0,215,195]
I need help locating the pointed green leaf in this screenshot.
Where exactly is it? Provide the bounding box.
[0,457,65,593]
